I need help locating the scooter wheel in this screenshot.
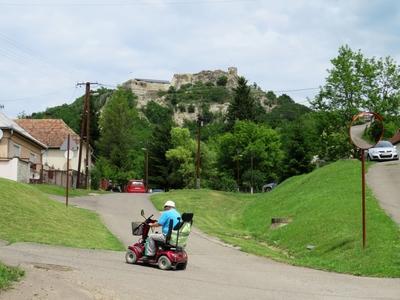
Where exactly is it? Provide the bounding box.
[125,250,137,264]
[157,256,172,270]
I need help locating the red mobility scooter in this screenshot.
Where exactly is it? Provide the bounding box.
[125,210,193,270]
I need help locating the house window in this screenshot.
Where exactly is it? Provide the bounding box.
[30,153,37,163]
[13,144,21,157]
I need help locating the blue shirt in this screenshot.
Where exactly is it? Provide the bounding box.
[158,209,181,235]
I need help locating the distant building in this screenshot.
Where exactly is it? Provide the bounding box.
[15,119,92,175]
[121,78,170,107]
[0,112,47,183]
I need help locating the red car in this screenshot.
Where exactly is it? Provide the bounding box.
[125,180,147,193]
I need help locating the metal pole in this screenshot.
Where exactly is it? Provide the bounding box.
[66,134,70,207]
[196,118,202,189]
[250,154,254,195]
[77,83,89,188]
[236,158,240,192]
[361,149,366,248]
[85,82,91,189]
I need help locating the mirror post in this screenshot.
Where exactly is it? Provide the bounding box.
[349,111,384,249]
[361,149,366,248]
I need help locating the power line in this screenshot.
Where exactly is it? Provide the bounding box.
[0,88,76,102]
[0,33,80,81]
[97,82,118,88]
[272,87,320,93]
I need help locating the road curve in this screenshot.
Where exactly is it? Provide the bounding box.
[350,123,373,149]
[0,193,399,300]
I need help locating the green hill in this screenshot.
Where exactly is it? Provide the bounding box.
[0,178,123,250]
[152,160,400,277]
[0,177,124,289]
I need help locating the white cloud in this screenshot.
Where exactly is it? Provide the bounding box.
[0,0,399,116]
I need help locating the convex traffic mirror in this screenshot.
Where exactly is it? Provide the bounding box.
[349,112,384,149]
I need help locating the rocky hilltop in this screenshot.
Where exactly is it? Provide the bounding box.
[122,67,238,106]
[121,67,275,125]
[171,67,238,90]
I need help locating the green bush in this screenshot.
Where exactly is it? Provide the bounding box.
[241,169,266,192]
[178,104,186,113]
[209,173,237,192]
[383,121,399,139]
[188,104,196,113]
[0,262,24,290]
[217,76,228,87]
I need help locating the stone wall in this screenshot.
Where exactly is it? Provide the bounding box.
[121,79,170,107]
[171,67,238,90]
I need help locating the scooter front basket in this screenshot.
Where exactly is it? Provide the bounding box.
[131,222,144,236]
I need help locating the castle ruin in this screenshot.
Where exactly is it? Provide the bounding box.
[122,67,238,107]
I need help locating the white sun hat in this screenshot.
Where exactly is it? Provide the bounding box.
[164,200,176,208]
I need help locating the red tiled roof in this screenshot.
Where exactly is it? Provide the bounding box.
[390,129,400,145]
[14,119,80,148]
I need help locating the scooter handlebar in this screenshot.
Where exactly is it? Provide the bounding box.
[145,215,157,224]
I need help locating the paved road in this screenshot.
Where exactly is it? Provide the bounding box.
[366,159,400,225]
[1,193,399,300]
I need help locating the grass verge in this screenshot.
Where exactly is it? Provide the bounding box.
[152,160,400,277]
[31,184,107,197]
[0,178,124,250]
[0,262,24,290]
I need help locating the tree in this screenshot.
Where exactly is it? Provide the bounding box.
[166,128,196,188]
[143,100,173,125]
[217,121,283,191]
[311,45,366,121]
[147,123,173,190]
[311,45,400,120]
[266,90,277,103]
[226,77,261,128]
[216,75,228,86]
[96,87,143,182]
[279,117,315,180]
[145,101,174,190]
[310,45,400,161]
[264,94,311,128]
[363,56,400,117]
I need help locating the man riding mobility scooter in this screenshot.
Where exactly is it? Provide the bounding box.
[126,209,193,270]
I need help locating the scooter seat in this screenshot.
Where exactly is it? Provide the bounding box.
[155,241,183,251]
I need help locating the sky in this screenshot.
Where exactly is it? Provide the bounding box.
[0,0,399,117]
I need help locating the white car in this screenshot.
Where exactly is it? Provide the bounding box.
[367,141,399,161]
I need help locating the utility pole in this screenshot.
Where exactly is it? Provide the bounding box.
[196,115,204,189]
[66,134,70,207]
[76,82,98,189]
[85,84,91,189]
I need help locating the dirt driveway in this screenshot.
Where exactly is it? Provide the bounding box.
[0,193,399,300]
